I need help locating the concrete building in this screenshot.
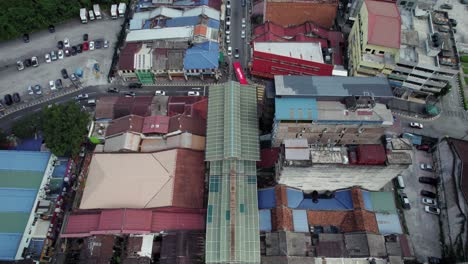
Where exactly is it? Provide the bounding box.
[274,140,411,191]
[348,0,401,77]
[272,76,394,147]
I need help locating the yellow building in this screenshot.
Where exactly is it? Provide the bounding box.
[348,0,401,77]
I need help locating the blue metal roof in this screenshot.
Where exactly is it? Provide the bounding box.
[362,190,373,211]
[287,188,354,210]
[275,97,318,121]
[376,213,402,234]
[166,16,199,27]
[52,161,68,178]
[259,209,272,231]
[207,18,220,28]
[292,210,308,232]
[0,189,37,212]
[0,151,51,172]
[129,19,144,30]
[0,233,22,260]
[184,41,219,70]
[258,188,276,209]
[28,239,45,258]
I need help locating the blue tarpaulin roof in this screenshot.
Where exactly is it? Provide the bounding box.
[0,234,22,260]
[184,41,219,70]
[259,209,272,231]
[275,98,319,121]
[166,16,199,27]
[287,188,354,210]
[258,188,276,209]
[292,210,309,232]
[376,213,402,234]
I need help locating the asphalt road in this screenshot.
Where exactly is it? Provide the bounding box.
[228,0,250,78]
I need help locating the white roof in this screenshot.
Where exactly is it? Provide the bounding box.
[132,5,219,21]
[183,5,220,20]
[79,151,178,209]
[150,6,183,18]
[254,42,324,63]
[126,27,193,42]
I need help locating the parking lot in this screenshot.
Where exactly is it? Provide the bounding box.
[435,0,468,43]
[0,17,123,104]
[400,149,442,262]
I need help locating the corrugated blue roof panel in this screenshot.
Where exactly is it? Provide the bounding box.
[362,190,373,211]
[166,16,199,27]
[184,41,219,70]
[258,188,276,209]
[28,239,45,257]
[376,213,402,234]
[130,19,144,30]
[259,209,272,231]
[0,151,50,172]
[0,233,22,260]
[0,189,37,213]
[286,188,303,208]
[207,18,220,28]
[275,97,318,121]
[143,20,152,29]
[52,162,68,178]
[287,188,354,210]
[292,210,308,232]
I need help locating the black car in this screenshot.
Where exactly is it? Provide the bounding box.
[12,93,21,103]
[24,59,32,67]
[71,46,77,56]
[61,69,69,79]
[55,79,63,89]
[48,25,55,33]
[449,18,457,27]
[107,87,119,93]
[3,94,13,105]
[419,177,440,185]
[77,44,83,53]
[95,40,102,49]
[128,83,142,89]
[23,33,29,43]
[57,40,64,49]
[83,33,89,41]
[421,190,437,199]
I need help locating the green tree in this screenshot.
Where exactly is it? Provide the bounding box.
[42,103,90,156]
[12,112,43,139]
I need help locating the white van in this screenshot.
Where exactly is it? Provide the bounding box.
[87,99,96,106]
[395,175,405,189]
[88,10,95,21]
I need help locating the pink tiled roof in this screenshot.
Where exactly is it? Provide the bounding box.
[142,115,170,134]
[366,0,401,48]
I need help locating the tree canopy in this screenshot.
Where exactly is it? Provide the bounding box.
[42,103,89,156]
[12,112,43,139]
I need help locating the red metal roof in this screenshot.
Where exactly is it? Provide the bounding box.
[365,0,401,48]
[356,145,386,165]
[173,150,205,208]
[95,96,153,120]
[118,43,141,70]
[97,209,124,233]
[191,99,208,120]
[106,115,145,137]
[151,211,205,232]
[142,115,170,134]
[168,113,207,136]
[257,148,280,168]
[167,96,206,117]
[63,213,100,237]
[123,209,153,233]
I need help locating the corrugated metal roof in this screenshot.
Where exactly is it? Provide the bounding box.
[275,98,318,121]
[207,18,220,29]
[118,43,141,71]
[286,188,354,210]
[259,209,272,231]
[368,192,397,214]
[375,213,402,234]
[292,210,308,232]
[182,5,220,20]
[106,115,144,137]
[0,189,37,212]
[254,42,324,63]
[151,211,205,231]
[258,188,276,209]
[274,76,394,98]
[165,16,199,27]
[168,113,207,136]
[142,115,170,134]
[129,19,144,30]
[356,145,386,165]
[366,0,401,48]
[0,234,22,260]
[0,150,51,172]
[184,41,219,70]
[257,148,279,168]
[103,132,141,152]
[126,27,193,42]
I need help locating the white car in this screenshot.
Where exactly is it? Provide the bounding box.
[424,205,440,215]
[31,56,39,67]
[226,0,231,9]
[89,41,95,50]
[49,80,56,91]
[241,30,245,39]
[104,40,109,48]
[242,18,246,28]
[27,86,34,95]
[45,53,51,63]
[420,163,433,171]
[58,49,64,59]
[64,38,70,48]
[227,46,232,56]
[155,90,166,96]
[226,26,230,35]
[410,122,423,129]
[75,94,89,100]
[226,17,231,26]
[226,35,231,44]
[188,91,200,96]
[422,197,437,206]
[17,60,24,71]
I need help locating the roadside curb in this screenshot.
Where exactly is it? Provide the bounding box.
[392,110,441,121]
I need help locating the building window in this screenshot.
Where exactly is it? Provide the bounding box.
[365,48,371,53]
[378,51,384,55]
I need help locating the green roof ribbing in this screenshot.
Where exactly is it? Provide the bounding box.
[0,212,30,233]
[0,170,44,189]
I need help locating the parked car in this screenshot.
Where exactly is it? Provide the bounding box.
[58,49,64,59]
[107,87,119,93]
[420,163,433,171]
[155,90,166,96]
[34,84,42,95]
[71,46,77,56]
[12,93,21,103]
[440,3,453,9]
[226,0,231,8]
[399,192,411,209]
[23,33,30,43]
[128,83,142,89]
[64,49,71,57]
[419,176,440,185]
[31,56,39,67]
[234,48,239,58]
[188,91,200,96]
[241,30,246,39]
[449,18,457,27]
[24,59,32,67]
[48,25,55,33]
[227,46,232,56]
[226,17,231,26]
[70,73,78,81]
[89,41,95,50]
[422,197,437,206]
[55,79,63,89]
[61,69,68,79]
[421,190,437,199]
[49,80,56,91]
[410,122,423,129]
[104,40,109,48]
[64,38,70,48]
[83,42,89,51]
[95,40,102,49]
[50,50,58,61]
[417,145,431,151]
[57,40,64,49]
[17,60,24,71]
[125,91,136,97]
[226,35,231,44]
[27,85,34,95]
[83,33,89,41]
[77,44,83,53]
[3,94,13,105]
[226,25,230,35]
[242,18,246,28]
[45,53,51,63]
[75,94,89,100]
[424,205,440,215]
